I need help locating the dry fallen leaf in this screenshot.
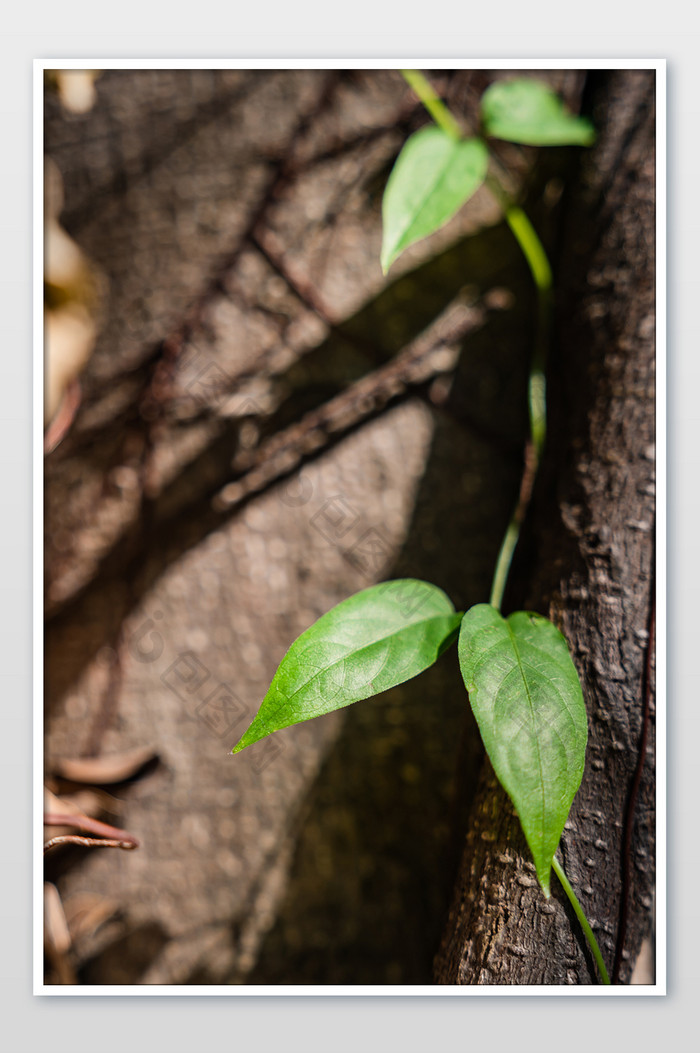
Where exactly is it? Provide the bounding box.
[44,157,105,438]
[44,785,140,848]
[48,745,157,785]
[49,70,101,114]
[62,892,121,945]
[44,882,76,985]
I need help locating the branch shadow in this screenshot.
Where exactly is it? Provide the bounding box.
[45,219,532,714]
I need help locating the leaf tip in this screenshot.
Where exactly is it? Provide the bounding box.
[230,723,256,755]
[537,859,553,899]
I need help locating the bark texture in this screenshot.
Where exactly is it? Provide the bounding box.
[435,70,656,985]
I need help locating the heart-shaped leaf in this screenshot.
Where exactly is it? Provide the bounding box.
[458,604,588,895]
[381,126,489,274]
[232,579,463,754]
[481,79,595,147]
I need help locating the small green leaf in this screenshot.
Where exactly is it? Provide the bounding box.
[380,127,489,274]
[232,579,463,754]
[458,604,588,895]
[481,79,595,147]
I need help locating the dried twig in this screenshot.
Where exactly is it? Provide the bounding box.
[44,834,138,854]
[44,811,139,846]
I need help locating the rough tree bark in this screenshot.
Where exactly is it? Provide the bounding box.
[435,70,656,985]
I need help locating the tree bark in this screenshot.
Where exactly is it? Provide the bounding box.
[435,70,656,985]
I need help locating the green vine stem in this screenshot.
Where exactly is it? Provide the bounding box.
[399,70,551,609]
[486,191,550,610]
[401,69,612,986]
[552,857,611,985]
[400,69,463,140]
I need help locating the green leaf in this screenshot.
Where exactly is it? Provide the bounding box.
[232,579,463,754]
[458,604,588,895]
[380,126,489,274]
[481,79,595,147]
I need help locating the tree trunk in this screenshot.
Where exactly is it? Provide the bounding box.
[435,70,656,985]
